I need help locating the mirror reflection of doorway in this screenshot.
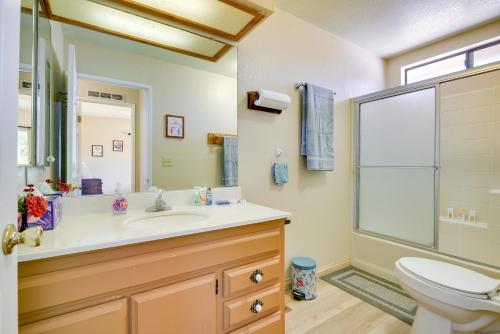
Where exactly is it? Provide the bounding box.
[78,100,135,195]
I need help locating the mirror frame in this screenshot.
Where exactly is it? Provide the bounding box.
[18,0,51,167]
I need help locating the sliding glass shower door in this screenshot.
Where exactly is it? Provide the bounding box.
[356,87,437,247]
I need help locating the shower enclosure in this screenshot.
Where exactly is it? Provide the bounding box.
[353,63,500,269]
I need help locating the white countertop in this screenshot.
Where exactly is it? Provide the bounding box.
[17,203,290,262]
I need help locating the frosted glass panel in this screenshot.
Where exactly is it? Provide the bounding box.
[359,88,436,166]
[359,168,435,246]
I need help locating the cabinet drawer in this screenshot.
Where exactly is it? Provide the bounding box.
[229,312,282,334]
[19,229,280,315]
[223,284,281,329]
[223,256,280,297]
[19,299,127,334]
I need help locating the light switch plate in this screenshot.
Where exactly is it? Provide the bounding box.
[162,157,173,167]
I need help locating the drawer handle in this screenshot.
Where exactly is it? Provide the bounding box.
[250,269,264,283]
[250,299,264,313]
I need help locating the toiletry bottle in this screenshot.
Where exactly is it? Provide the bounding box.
[193,186,201,206]
[447,208,454,219]
[112,183,128,215]
[199,187,207,205]
[457,208,466,221]
[206,187,213,206]
[468,210,477,223]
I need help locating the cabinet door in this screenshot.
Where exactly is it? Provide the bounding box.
[19,299,127,334]
[131,273,217,334]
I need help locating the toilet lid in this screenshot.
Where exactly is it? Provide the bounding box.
[399,257,500,297]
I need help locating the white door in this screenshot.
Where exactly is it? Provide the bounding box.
[0,1,21,333]
[67,44,79,184]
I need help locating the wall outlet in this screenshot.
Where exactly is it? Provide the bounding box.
[162,157,174,167]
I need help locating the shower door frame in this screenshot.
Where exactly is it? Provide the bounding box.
[353,61,500,253]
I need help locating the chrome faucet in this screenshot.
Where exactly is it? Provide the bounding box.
[146,189,172,212]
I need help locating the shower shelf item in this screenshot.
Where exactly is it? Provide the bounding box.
[440,217,488,229]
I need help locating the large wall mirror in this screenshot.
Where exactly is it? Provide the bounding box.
[19,0,238,195]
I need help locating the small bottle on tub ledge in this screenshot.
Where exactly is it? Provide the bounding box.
[468,210,477,223]
[457,208,466,222]
[447,208,454,219]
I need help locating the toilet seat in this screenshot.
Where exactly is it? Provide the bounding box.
[399,257,500,300]
[395,258,500,313]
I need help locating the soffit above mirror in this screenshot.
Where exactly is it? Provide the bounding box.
[90,0,265,41]
[40,0,267,62]
[42,0,232,61]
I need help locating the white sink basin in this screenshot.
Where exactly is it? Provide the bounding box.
[124,211,209,228]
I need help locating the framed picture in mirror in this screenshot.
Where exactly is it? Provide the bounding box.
[113,140,124,152]
[92,145,103,157]
[165,115,184,139]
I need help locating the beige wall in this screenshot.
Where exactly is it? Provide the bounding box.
[385,20,500,88]
[66,39,237,190]
[238,7,385,271]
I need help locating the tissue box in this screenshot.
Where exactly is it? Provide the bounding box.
[25,194,63,230]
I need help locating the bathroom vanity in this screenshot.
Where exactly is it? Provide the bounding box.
[17,197,289,334]
[12,1,285,332]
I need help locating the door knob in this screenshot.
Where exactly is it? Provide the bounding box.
[2,224,43,255]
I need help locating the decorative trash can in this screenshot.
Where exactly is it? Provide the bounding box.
[291,256,317,300]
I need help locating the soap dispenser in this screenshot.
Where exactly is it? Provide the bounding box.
[112,183,128,215]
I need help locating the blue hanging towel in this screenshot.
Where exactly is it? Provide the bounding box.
[300,84,335,171]
[222,136,238,186]
[273,162,288,184]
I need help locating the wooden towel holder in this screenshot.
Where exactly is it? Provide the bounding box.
[207,133,236,145]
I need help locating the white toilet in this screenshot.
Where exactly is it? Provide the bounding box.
[395,257,500,334]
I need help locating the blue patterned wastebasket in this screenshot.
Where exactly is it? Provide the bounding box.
[291,256,317,300]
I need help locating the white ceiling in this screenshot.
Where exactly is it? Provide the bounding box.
[276,0,500,58]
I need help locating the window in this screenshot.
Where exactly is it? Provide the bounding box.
[17,127,31,165]
[404,40,500,85]
[473,42,500,67]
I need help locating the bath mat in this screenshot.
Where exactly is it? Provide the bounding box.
[321,266,417,325]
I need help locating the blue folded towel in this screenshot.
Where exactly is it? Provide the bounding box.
[222,136,238,186]
[273,162,288,184]
[300,83,335,171]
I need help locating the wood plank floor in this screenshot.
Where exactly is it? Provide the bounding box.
[285,279,411,334]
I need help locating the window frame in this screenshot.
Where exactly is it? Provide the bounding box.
[404,39,500,85]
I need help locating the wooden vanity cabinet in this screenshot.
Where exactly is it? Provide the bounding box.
[18,220,285,334]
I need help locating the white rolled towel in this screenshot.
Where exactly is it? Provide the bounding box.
[254,89,291,110]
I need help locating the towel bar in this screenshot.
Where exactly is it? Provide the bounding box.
[207,133,236,145]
